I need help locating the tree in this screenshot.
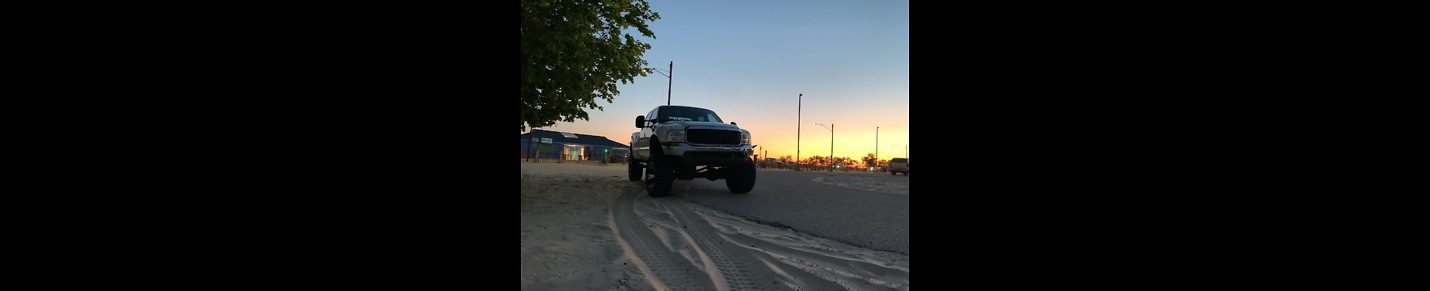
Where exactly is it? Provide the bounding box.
[804,156,825,167]
[862,153,878,168]
[521,0,660,132]
[803,156,849,167]
[778,155,794,163]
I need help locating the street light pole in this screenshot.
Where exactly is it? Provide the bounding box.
[666,61,672,105]
[797,93,801,171]
[875,126,879,167]
[645,62,673,105]
[816,123,833,171]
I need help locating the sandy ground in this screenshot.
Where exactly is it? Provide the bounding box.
[521,161,910,291]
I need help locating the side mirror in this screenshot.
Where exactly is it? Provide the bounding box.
[731,122,737,126]
[635,115,645,128]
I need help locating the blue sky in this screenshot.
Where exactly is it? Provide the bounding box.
[534,0,910,161]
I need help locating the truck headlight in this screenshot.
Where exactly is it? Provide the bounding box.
[666,130,685,143]
[741,131,750,145]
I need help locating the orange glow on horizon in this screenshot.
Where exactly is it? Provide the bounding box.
[531,122,908,162]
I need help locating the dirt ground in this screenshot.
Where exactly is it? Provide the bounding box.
[520,161,909,291]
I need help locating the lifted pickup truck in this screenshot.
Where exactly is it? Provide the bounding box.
[628,105,755,197]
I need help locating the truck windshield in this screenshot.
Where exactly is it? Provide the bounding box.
[660,106,724,123]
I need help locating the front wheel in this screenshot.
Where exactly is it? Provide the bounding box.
[725,161,756,194]
[647,156,674,197]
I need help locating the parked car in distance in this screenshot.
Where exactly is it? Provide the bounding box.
[889,158,909,175]
[608,148,630,163]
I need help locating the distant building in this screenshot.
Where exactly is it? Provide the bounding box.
[520,129,627,161]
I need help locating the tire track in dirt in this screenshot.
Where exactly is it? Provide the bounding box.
[659,198,774,291]
[613,178,910,290]
[690,204,911,290]
[610,182,718,291]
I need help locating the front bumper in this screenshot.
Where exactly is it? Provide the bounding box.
[663,144,753,166]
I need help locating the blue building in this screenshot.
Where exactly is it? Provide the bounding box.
[520,129,628,161]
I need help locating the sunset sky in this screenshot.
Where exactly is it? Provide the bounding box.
[526,0,909,161]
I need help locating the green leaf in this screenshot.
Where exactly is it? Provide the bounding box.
[520,0,659,130]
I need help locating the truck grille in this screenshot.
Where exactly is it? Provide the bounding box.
[686,129,741,145]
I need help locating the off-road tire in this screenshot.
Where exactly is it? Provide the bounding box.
[725,161,756,194]
[647,155,674,197]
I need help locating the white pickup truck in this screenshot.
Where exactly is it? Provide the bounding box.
[628,105,755,197]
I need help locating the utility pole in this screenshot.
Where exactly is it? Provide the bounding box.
[666,61,672,105]
[875,127,879,168]
[816,123,833,171]
[796,93,801,171]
